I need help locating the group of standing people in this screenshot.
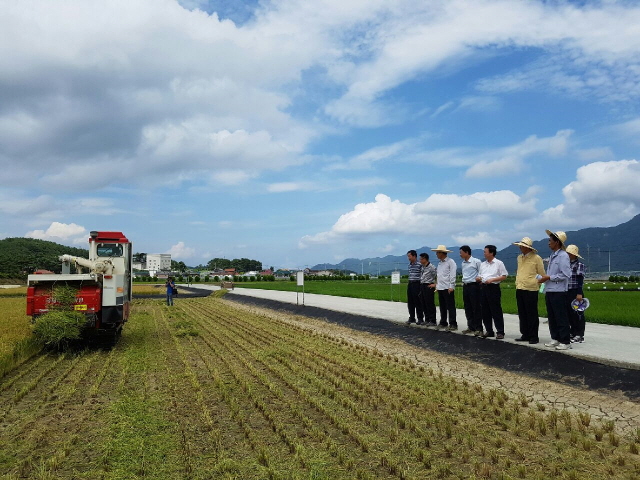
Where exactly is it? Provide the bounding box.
[406,229,587,350]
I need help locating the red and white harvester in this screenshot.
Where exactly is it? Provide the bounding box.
[26,231,133,345]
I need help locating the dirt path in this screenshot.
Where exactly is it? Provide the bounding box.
[225,299,640,436]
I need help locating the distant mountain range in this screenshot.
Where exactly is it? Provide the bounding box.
[311,214,640,276]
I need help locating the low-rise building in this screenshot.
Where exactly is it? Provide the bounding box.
[146,254,171,272]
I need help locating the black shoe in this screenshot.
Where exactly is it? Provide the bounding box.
[528,339,539,344]
[406,318,416,324]
[515,337,529,342]
[481,332,495,338]
[416,321,425,325]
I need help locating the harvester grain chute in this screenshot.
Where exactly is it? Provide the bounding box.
[26,231,133,346]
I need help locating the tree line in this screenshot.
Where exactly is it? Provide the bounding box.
[204,257,263,272]
[0,238,89,276]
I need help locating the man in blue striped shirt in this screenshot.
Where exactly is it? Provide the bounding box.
[538,230,572,350]
[406,250,423,324]
[419,253,437,326]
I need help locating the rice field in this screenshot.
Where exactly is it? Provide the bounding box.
[0,296,638,479]
[0,286,27,296]
[0,297,40,378]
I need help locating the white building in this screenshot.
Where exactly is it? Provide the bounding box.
[146,254,171,273]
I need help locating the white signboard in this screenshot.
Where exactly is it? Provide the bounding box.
[391,271,401,285]
[296,271,305,286]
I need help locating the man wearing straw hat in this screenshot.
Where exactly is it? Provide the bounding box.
[537,230,572,350]
[566,245,587,344]
[432,245,458,331]
[513,237,545,344]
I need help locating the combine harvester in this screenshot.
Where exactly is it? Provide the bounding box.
[26,231,133,346]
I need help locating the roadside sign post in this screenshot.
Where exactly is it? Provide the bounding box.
[296,271,305,306]
[391,271,400,301]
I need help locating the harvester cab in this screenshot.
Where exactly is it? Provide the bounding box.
[26,231,133,345]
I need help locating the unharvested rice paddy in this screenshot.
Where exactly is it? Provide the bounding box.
[0,296,638,479]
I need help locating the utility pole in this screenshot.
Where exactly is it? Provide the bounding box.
[602,250,611,273]
[586,244,590,271]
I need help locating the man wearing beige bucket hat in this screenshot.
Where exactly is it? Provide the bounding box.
[513,237,545,344]
[432,245,457,331]
[537,230,572,350]
[566,245,587,343]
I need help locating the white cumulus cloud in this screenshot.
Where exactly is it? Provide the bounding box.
[520,159,640,230]
[25,222,87,243]
[166,241,196,260]
[299,190,536,247]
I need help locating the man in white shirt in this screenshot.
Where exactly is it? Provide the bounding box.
[476,245,508,339]
[432,245,457,331]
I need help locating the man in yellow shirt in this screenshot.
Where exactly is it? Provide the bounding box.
[513,237,545,344]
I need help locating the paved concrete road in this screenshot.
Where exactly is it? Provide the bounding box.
[186,285,640,369]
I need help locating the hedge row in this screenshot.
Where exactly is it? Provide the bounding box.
[608,275,640,283]
[289,274,372,281]
[133,275,276,283]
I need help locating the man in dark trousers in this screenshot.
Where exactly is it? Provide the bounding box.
[165,276,176,306]
[432,245,457,331]
[406,250,423,324]
[566,244,586,344]
[538,230,572,350]
[476,245,508,339]
[419,252,437,327]
[513,237,545,344]
[459,245,482,335]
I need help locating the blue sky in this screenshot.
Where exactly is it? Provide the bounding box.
[1,0,640,269]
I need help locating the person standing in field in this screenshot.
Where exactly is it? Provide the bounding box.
[419,252,437,327]
[459,245,483,335]
[165,277,176,306]
[566,244,587,344]
[406,250,424,324]
[537,230,572,350]
[476,245,508,339]
[513,237,545,344]
[432,245,457,331]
